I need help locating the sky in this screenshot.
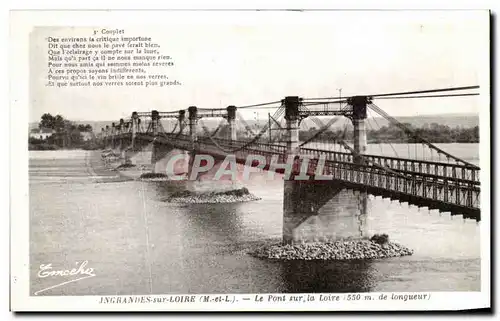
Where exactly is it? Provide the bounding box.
[28,10,489,123]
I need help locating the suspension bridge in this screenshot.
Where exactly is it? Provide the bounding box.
[97,85,481,243]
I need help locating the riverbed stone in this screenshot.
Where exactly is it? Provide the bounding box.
[249,239,414,261]
[164,187,261,204]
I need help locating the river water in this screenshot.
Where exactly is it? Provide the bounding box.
[29,144,481,295]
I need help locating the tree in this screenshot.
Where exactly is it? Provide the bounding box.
[39,113,55,129]
[54,115,66,132]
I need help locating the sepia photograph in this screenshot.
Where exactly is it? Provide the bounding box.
[10,8,491,311]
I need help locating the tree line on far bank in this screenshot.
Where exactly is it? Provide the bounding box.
[28,113,99,150]
[298,122,479,144]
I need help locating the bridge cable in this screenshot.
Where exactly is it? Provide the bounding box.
[307,115,351,153]
[302,100,349,107]
[331,133,414,181]
[368,103,478,168]
[199,118,226,138]
[365,109,384,156]
[236,112,259,138]
[201,122,271,154]
[237,106,286,147]
[267,107,287,145]
[174,120,187,138]
[169,122,178,135]
[298,103,352,152]
[236,100,283,109]
[370,108,399,158]
[373,93,480,100]
[369,86,480,99]
[371,102,454,164]
[195,100,282,111]
[201,105,285,154]
[297,104,421,181]
[298,116,343,148]
[302,85,479,101]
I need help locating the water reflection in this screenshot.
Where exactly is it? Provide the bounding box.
[279,259,375,293]
[182,204,247,249]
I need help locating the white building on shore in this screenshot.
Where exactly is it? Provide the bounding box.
[29,128,55,140]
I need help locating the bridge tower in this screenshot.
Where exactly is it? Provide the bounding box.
[282,95,368,244]
[118,118,125,150]
[104,125,110,148]
[178,110,186,133]
[186,106,199,179]
[151,110,160,135]
[117,118,127,162]
[284,96,301,158]
[150,110,162,172]
[350,96,369,214]
[226,105,237,141]
[111,122,116,149]
[188,106,198,149]
[350,96,368,162]
[131,111,139,150]
[101,128,105,146]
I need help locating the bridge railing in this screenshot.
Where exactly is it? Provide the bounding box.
[299,147,480,185]
[301,157,480,212]
[196,137,287,161]
[193,138,479,210]
[132,131,479,216]
[128,133,479,187]
[210,137,287,154]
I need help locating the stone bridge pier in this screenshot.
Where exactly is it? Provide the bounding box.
[282,96,369,244]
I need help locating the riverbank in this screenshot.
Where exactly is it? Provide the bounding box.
[29,142,101,151]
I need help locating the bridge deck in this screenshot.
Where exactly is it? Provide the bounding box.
[110,132,481,220]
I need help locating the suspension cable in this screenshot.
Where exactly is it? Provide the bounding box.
[201,105,285,154]
[301,85,479,101]
[169,122,178,134]
[370,107,399,158]
[374,93,479,100]
[298,116,342,147]
[236,100,283,109]
[174,120,186,138]
[236,112,259,137]
[366,108,383,156]
[199,118,226,138]
[370,86,480,98]
[368,103,478,168]
[201,123,271,154]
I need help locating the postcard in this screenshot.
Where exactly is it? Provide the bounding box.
[10,9,491,311]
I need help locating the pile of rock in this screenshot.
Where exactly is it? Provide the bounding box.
[166,187,261,204]
[114,163,136,171]
[250,236,413,261]
[101,150,119,159]
[101,150,120,167]
[139,172,168,180]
